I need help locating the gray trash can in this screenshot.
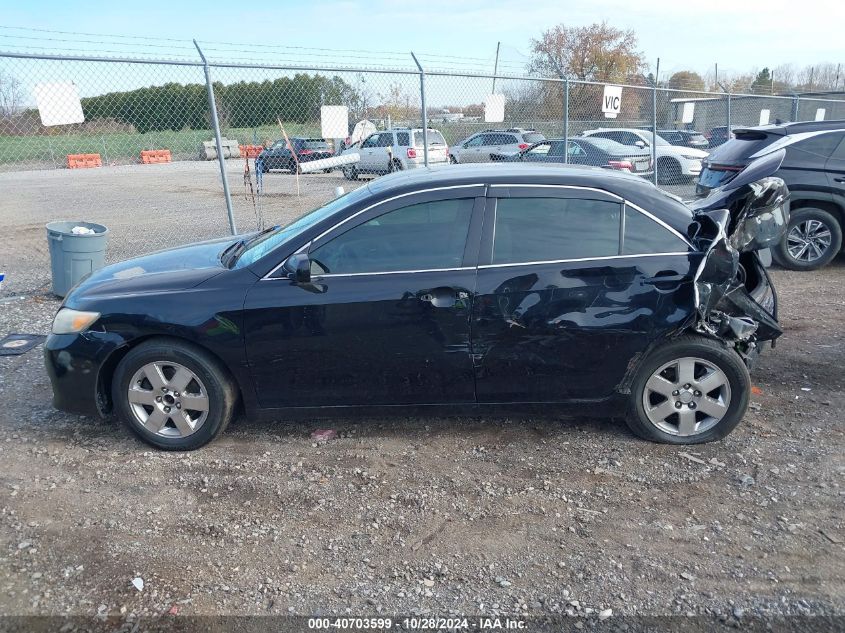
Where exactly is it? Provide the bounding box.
[46,221,109,297]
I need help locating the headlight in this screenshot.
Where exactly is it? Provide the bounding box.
[52,308,101,335]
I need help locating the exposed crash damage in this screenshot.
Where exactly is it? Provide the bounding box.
[687,150,789,360]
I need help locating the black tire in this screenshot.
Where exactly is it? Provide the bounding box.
[772,207,842,271]
[625,335,750,445]
[388,159,403,173]
[112,339,237,451]
[343,166,359,181]
[657,158,683,185]
[449,155,458,164]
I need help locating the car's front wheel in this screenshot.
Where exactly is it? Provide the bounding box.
[772,207,842,271]
[626,335,750,444]
[112,339,237,450]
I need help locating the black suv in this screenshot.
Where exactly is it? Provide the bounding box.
[697,120,845,270]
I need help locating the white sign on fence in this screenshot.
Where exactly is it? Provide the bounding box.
[759,109,771,125]
[320,105,349,140]
[484,94,505,123]
[681,102,695,124]
[815,108,826,121]
[32,82,84,126]
[601,85,623,119]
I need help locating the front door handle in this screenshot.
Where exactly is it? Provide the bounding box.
[419,287,466,308]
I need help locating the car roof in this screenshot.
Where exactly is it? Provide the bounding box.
[363,163,693,232]
[734,119,845,137]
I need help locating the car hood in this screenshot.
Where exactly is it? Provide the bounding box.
[64,236,235,304]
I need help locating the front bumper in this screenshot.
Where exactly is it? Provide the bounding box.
[681,159,703,176]
[44,331,124,418]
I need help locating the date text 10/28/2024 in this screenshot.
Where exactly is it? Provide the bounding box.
[308,617,527,630]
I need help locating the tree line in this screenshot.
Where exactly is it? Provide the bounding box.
[79,73,363,133]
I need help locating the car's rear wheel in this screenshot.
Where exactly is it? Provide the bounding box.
[389,159,403,173]
[112,340,237,450]
[657,158,683,185]
[343,166,359,180]
[449,155,458,164]
[772,207,842,271]
[626,335,750,444]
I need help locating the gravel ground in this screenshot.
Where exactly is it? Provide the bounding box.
[0,162,843,630]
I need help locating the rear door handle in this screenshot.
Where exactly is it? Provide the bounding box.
[834,177,845,183]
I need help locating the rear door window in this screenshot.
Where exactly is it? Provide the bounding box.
[623,206,690,254]
[376,133,394,147]
[396,132,410,146]
[492,197,620,264]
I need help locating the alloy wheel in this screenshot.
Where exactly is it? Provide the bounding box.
[787,219,832,263]
[642,356,731,437]
[127,361,209,438]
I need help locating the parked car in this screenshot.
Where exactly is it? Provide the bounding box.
[580,128,708,185]
[705,126,740,148]
[340,127,448,179]
[46,158,788,451]
[449,128,546,163]
[658,129,709,150]
[493,137,653,177]
[257,137,332,173]
[697,119,845,270]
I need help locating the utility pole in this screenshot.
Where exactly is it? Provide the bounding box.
[714,63,718,90]
[492,41,501,94]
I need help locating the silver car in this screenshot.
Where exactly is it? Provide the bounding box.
[449,128,546,164]
[341,127,448,179]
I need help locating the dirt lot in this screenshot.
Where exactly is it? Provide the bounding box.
[0,162,843,629]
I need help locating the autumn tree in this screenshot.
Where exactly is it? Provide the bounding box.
[667,71,705,92]
[528,22,646,82]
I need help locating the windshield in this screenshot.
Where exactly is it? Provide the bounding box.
[580,137,631,153]
[639,130,670,146]
[233,186,371,268]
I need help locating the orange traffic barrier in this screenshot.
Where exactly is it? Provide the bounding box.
[239,144,264,158]
[67,153,102,169]
[140,149,172,164]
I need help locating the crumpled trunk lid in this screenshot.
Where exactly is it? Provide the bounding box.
[685,149,789,346]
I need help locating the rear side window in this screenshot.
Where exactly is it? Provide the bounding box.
[523,132,545,143]
[623,206,689,255]
[492,198,620,264]
[310,198,474,274]
[396,132,410,146]
[790,132,844,159]
[303,139,328,150]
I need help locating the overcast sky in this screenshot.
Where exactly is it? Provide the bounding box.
[1,0,842,78]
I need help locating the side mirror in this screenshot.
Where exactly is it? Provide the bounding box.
[634,140,647,149]
[284,253,311,284]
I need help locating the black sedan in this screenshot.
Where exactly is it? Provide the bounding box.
[257,137,332,173]
[493,138,653,177]
[658,129,709,150]
[45,159,788,450]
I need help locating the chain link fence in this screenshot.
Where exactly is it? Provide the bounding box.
[1,48,844,295]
